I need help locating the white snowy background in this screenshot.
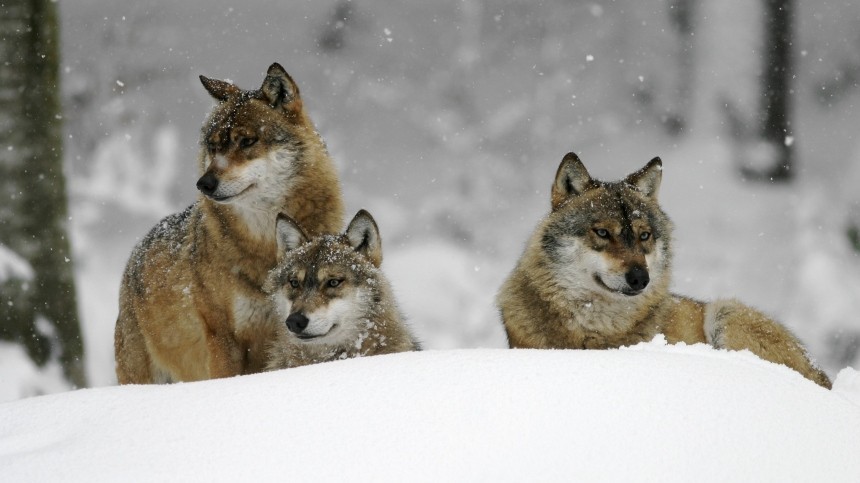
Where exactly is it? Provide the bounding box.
[2,0,860,479]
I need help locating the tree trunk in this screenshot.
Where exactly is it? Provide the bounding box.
[0,0,86,388]
[758,0,794,181]
[665,0,696,136]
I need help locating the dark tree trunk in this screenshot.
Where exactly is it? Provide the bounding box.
[0,0,86,388]
[665,0,696,136]
[758,0,794,181]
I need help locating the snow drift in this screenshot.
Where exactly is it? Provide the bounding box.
[2,340,859,481]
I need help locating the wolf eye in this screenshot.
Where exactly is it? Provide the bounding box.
[326,279,342,288]
[289,279,300,288]
[639,232,651,241]
[239,137,257,149]
[594,228,610,239]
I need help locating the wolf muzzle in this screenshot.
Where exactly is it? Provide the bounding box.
[286,312,310,334]
[625,266,650,292]
[196,172,219,197]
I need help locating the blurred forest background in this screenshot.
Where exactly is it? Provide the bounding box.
[2,0,860,399]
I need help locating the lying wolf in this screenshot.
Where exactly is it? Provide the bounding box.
[497,152,831,388]
[115,63,344,383]
[265,210,419,369]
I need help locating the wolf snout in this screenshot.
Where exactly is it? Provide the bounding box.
[625,266,650,292]
[196,172,219,196]
[286,312,310,334]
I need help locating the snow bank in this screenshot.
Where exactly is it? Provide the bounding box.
[1,344,858,482]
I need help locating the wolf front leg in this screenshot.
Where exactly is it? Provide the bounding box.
[704,299,831,389]
[114,312,156,384]
[202,323,246,379]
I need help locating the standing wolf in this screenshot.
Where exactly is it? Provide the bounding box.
[114,63,345,383]
[265,210,419,369]
[497,152,831,388]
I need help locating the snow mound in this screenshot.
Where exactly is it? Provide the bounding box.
[1,346,858,481]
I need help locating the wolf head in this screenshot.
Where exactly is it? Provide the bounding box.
[196,63,310,206]
[263,210,385,341]
[540,152,673,298]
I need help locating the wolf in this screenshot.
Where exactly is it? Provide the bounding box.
[264,210,419,369]
[497,152,831,388]
[114,63,345,383]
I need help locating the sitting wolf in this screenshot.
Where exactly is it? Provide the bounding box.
[497,152,831,388]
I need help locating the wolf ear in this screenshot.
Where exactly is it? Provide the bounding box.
[346,210,382,267]
[200,75,240,102]
[259,62,301,109]
[626,157,662,199]
[551,152,594,210]
[275,214,309,260]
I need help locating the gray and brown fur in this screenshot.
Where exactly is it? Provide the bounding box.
[497,152,831,388]
[114,63,345,383]
[265,210,419,369]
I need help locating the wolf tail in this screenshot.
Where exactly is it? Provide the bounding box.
[704,299,831,389]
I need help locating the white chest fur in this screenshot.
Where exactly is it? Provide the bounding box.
[233,293,280,332]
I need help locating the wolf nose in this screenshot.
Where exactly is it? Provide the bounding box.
[196,172,219,196]
[286,313,310,334]
[625,266,650,291]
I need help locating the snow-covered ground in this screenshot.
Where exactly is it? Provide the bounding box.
[2,340,860,481]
